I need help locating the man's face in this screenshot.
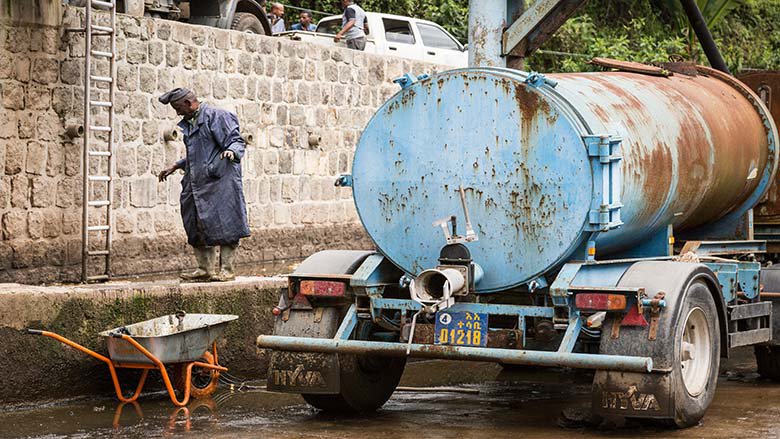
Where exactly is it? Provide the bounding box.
[299,13,311,26]
[171,99,197,119]
[341,0,349,8]
[272,5,284,17]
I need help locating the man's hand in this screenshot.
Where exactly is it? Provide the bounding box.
[334,34,342,42]
[157,166,178,182]
[221,150,235,161]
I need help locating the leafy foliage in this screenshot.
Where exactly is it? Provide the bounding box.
[289,0,779,73]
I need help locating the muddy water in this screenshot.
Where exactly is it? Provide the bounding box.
[2,352,780,438]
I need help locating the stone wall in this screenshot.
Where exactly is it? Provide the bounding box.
[0,7,445,283]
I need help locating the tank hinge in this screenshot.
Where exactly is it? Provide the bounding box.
[524,71,558,88]
[584,135,623,232]
[393,73,431,90]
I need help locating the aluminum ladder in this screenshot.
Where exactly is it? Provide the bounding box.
[79,0,117,282]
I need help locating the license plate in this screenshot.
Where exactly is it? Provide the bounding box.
[434,311,488,347]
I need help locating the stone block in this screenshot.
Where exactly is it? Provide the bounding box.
[27,85,51,111]
[115,210,135,233]
[201,48,219,70]
[213,77,228,99]
[273,203,290,225]
[191,28,207,46]
[157,22,172,40]
[52,86,72,117]
[238,55,253,76]
[60,59,82,85]
[122,119,141,142]
[5,140,25,175]
[14,58,30,82]
[279,150,293,174]
[0,176,8,208]
[43,210,61,238]
[172,24,192,45]
[117,146,137,177]
[56,177,77,208]
[0,52,12,79]
[129,94,150,119]
[62,209,80,235]
[139,66,157,93]
[64,142,81,176]
[117,64,138,91]
[130,177,157,208]
[154,209,176,233]
[30,177,53,207]
[142,121,159,145]
[275,105,287,126]
[292,150,305,175]
[165,42,180,67]
[182,46,199,70]
[46,142,64,176]
[25,141,46,175]
[148,40,164,65]
[228,77,246,99]
[281,175,298,201]
[36,112,61,142]
[2,210,26,239]
[263,149,279,174]
[32,58,58,84]
[137,211,154,234]
[289,105,305,126]
[2,81,25,110]
[27,210,43,239]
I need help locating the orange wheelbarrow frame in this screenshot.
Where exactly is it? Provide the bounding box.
[27,329,228,407]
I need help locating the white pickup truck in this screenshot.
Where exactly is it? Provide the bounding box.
[280,12,468,68]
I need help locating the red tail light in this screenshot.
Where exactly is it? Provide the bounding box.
[299,280,347,297]
[575,293,627,311]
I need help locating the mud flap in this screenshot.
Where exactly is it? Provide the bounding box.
[266,307,343,394]
[592,371,672,419]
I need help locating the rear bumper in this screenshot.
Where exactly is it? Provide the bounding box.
[256,335,653,373]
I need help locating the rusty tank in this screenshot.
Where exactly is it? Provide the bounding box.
[350,64,779,292]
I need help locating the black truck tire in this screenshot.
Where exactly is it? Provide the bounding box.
[302,322,406,413]
[231,12,270,35]
[669,281,720,428]
[755,345,780,380]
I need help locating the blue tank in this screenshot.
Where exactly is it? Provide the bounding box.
[350,67,777,293]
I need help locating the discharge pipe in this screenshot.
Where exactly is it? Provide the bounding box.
[678,0,731,75]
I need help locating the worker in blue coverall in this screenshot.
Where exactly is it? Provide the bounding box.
[157,88,250,282]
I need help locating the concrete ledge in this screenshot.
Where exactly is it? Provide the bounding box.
[0,277,286,406]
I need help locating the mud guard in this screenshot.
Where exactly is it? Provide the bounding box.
[592,261,724,420]
[267,250,376,394]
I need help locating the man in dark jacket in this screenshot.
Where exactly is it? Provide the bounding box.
[157,88,250,282]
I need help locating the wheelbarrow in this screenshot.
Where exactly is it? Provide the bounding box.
[27,312,238,407]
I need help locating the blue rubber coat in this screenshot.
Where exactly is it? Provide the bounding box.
[176,104,250,246]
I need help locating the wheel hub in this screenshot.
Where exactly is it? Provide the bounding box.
[680,307,712,396]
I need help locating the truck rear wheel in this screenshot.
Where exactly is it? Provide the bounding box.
[669,281,720,428]
[755,345,780,380]
[302,322,406,413]
[231,12,271,35]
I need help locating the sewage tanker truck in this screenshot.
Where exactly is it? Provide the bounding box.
[257,61,780,428]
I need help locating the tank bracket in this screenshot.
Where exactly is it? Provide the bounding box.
[584,135,623,232]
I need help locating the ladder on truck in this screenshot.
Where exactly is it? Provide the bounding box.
[78,0,117,282]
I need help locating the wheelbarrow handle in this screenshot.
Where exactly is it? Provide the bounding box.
[26,329,43,335]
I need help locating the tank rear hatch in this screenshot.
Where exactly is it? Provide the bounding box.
[352,69,592,293]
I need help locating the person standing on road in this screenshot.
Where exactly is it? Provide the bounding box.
[333,0,368,51]
[157,88,250,282]
[268,2,286,33]
[291,10,316,31]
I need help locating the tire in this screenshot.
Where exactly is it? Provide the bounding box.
[301,322,406,413]
[172,351,220,399]
[670,281,720,428]
[231,12,272,36]
[755,345,780,380]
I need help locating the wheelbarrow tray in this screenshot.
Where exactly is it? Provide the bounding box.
[99,313,238,364]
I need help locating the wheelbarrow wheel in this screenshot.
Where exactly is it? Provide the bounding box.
[173,351,220,399]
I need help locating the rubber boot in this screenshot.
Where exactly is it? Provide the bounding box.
[180,246,217,281]
[211,243,238,282]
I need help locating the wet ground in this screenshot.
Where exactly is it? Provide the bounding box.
[3,351,780,438]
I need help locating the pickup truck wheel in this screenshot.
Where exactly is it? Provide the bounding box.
[302,322,406,413]
[669,281,720,428]
[231,12,271,35]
